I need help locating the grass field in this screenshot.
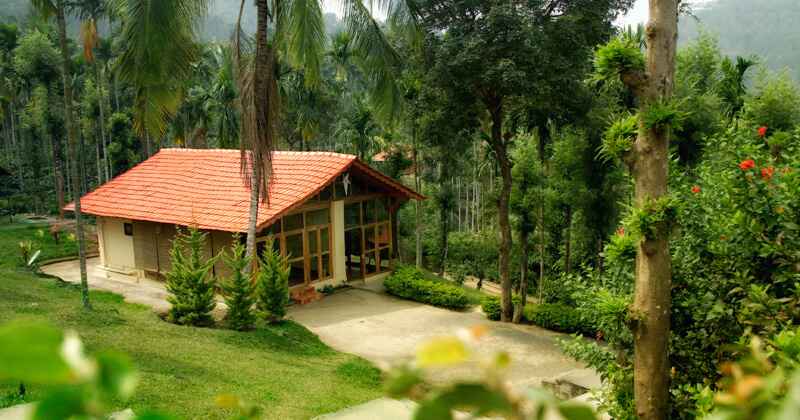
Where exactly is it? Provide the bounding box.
[0,221,382,419]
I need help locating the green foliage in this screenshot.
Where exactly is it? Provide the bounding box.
[599,114,638,163]
[384,265,470,310]
[481,296,502,321]
[0,321,147,419]
[220,239,255,331]
[743,69,800,132]
[386,331,603,420]
[165,227,218,327]
[623,195,679,241]
[255,238,290,323]
[641,99,687,132]
[12,30,60,84]
[527,304,595,336]
[445,232,499,282]
[593,37,645,82]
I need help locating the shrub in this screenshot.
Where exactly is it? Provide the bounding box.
[220,239,256,331]
[165,228,218,327]
[481,296,501,321]
[526,303,595,336]
[384,266,469,310]
[255,238,290,323]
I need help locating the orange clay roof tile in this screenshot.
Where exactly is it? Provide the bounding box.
[65,148,422,232]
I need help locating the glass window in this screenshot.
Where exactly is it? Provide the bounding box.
[363,200,377,224]
[376,223,390,247]
[124,223,133,236]
[345,202,361,228]
[308,230,318,256]
[263,221,281,235]
[289,261,305,286]
[380,248,391,271]
[309,255,320,281]
[283,213,304,231]
[307,208,330,226]
[285,233,303,259]
[319,185,332,201]
[322,255,331,278]
[320,228,329,253]
[376,199,389,221]
[365,226,376,251]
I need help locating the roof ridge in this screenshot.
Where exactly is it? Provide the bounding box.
[159,147,356,159]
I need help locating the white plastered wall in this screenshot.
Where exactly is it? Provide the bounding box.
[98,217,136,273]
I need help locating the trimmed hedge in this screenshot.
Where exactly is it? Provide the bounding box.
[526,303,596,336]
[481,296,502,320]
[481,295,524,321]
[482,297,595,336]
[384,266,470,310]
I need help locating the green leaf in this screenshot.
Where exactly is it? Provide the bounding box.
[96,351,138,400]
[33,386,86,420]
[558,402,598,420]
[384,366,424,398]
[0,321,71,384]
[414,383,514,420]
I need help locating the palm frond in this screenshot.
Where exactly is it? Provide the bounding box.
[341,0,407,123]
[113,0,208,137]
[80,18,98,62]
[30,0,57,20]
[276,0,326,87]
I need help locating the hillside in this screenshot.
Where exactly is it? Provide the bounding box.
[680,0,800,79]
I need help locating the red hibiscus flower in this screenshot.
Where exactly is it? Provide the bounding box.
[758,126,768,138]
[739,159,755,171]
[691,185,701,194]
[761,166,775,181]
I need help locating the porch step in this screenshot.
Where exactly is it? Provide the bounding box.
[291,286,322,305]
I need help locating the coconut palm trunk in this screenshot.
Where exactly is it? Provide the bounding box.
[55,0,91,309]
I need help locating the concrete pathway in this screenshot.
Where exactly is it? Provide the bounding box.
[41,259,598,419]
[42,257,172,314]
[293,280,591,390]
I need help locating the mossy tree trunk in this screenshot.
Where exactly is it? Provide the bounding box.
[619,1,679,418]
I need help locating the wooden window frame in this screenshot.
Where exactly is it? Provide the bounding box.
[256,204,333,287]
[343,197,394,278]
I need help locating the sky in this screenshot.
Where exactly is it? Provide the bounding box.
[318,0,714,27]
[617,0,714,27]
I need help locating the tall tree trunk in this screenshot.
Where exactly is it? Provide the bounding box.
[57,1,90,309]
[512,229,529,323]
[537,200,545,302]
[488,102,513,322]
[94,60,110,183]
[413,122,422,268]
[244,0,275,266]
[564,206,572,273]
[438,190,449,276]
[52,136,65,219]
[245,159,261,269]
[620,1,678,418]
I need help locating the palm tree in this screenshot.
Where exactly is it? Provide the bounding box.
[233,0,417,263]
[32,0,91,309]
[113,0,417,264]
[113,0,209,155]
[76,0,111,183]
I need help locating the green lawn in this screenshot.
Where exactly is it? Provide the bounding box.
[0,221,383,419]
